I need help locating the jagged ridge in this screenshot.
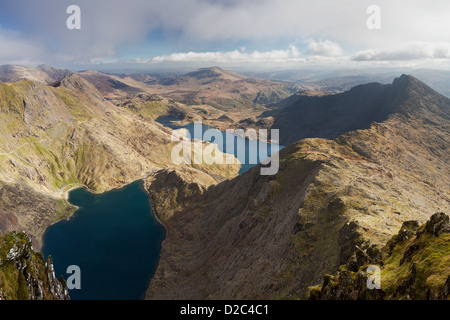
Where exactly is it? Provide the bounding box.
[268,74,450,145]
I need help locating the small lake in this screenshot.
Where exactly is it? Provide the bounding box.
[157,116,284,174]
[41,181,165,300]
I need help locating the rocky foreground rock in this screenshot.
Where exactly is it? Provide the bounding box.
[0,231,69,300]
[309,212,450,300]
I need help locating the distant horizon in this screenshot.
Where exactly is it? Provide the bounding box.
[3,61,446,77]
[6,60,450,76]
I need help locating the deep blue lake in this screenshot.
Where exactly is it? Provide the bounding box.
[41,181,165,300]
[41,117,283,300]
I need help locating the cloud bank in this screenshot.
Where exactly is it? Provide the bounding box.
[146,45,301,63]
[307,39,343,57]
[353,42,450,61]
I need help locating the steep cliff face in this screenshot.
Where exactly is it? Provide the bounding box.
[146,75,449,299]
[0,183,76,251]
[0,65,72,85]
[147,152,326,299]
[0,75,170,248]
[0,232,69,300]
[310,212,450,300]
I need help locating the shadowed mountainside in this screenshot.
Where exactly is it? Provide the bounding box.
[264,75,445,145]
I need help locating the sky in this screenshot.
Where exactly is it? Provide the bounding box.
[1,0,450,71]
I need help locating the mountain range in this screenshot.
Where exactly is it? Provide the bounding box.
[0,65,448,300]
[265,74,449,145]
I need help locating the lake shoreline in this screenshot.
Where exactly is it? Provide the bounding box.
[41,118,279,299]
[41,180,166,300]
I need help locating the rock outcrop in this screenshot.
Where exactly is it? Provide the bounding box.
[309,212,450,300]
[0,231,69,300]
[0,65,72,85]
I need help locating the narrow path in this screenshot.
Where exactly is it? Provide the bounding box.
[0,138,49,156]
[301,148,370,162]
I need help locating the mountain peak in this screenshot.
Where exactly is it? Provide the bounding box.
[61,72,93,86]
[0,64,72,85]
[391,73,442,97]
[392,74,421,88]
[390,73,450,119]
[270,73,450,145]
[56,73,104,101]
[398,73,416,80]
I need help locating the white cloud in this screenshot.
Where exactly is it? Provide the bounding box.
[353,42,450,61]
[306,39,343,56]
[147,45,302,63]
